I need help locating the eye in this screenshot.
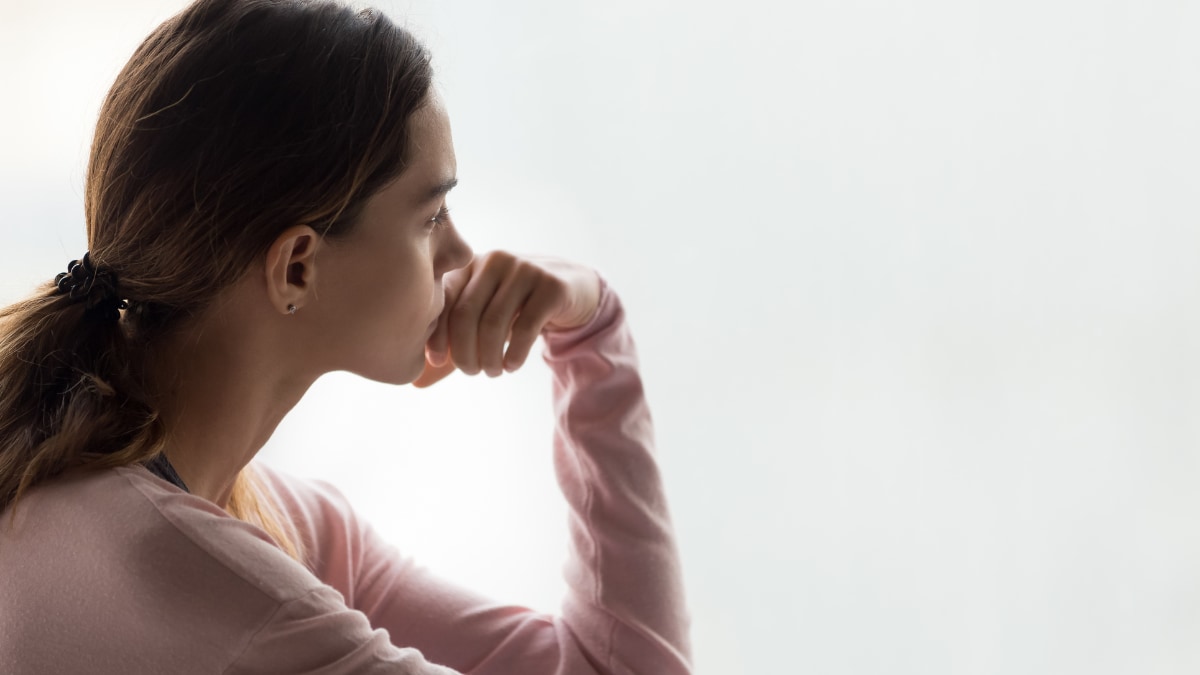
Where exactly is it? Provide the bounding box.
[429,205,451,231]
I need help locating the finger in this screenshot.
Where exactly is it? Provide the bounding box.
[449,255,512,375]
[427,264,471,367]
[478,270,536,377]
[502,280,562,372]
[412,349,458,388]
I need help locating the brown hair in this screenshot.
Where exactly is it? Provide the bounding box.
[0,0,434,564]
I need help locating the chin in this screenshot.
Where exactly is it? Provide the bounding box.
[352,348,428,386]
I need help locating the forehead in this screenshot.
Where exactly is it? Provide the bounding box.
[357,97,456,217]
[402,97,456,200]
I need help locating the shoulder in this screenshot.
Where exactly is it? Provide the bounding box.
[251,462,379,604]
[122,464,326,602]
[0,464,328,671]
[0,464,323,603]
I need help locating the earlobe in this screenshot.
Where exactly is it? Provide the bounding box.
[264,225,320,314]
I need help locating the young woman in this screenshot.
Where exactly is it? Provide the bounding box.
[0,0,691,672]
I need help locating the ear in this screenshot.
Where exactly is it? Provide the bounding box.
[263,225,320,315]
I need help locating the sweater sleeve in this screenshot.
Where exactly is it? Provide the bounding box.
[225,585,460,675]
[537,275,693,673]
[275,277,692,675]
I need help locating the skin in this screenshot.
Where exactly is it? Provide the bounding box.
[146,93,601,508]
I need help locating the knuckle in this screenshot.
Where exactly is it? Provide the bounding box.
[479,311,507,333]
[450,302,476,320]
[479,249,516,271]
[514,258,538,277]
[512,317,541,338]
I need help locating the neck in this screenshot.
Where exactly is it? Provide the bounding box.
[144,306,317,509]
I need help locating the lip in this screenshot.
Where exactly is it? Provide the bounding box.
[427,299,445,334]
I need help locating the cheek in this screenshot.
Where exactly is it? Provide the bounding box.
[386,254,435,320]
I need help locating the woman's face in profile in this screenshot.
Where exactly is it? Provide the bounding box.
[307,95,473,385]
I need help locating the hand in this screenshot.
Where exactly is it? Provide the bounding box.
[413,251,601,388]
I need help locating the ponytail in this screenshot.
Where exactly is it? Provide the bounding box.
[0,279,160,513]
[0,275,306,567]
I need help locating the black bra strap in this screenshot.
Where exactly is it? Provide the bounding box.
[143,453,189,493]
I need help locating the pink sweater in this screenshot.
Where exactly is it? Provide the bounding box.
[0,281,691,674]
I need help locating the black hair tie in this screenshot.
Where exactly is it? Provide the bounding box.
[54,252,129,322]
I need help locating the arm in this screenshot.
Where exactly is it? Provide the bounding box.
[275,275,691,674]
[539,276,692,673]
[225,584,461,675]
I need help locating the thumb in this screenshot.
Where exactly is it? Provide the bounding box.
[426,264,471,367]
[412,346,458,388]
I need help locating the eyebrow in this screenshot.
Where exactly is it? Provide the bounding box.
[426,178,458,201]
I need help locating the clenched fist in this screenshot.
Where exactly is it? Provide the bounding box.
[414,251,601,387]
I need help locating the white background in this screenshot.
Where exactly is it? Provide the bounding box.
[2,1,1199,673]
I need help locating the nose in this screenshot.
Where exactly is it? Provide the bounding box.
[435,221,473,275]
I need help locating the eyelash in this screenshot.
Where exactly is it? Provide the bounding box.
[430,205,451,230]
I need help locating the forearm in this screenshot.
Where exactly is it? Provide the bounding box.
[543,278,693,674]
[279,278,692,674]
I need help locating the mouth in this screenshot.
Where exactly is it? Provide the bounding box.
[425,292,445,338]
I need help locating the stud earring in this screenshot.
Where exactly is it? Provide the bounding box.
[287,304,297,315]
